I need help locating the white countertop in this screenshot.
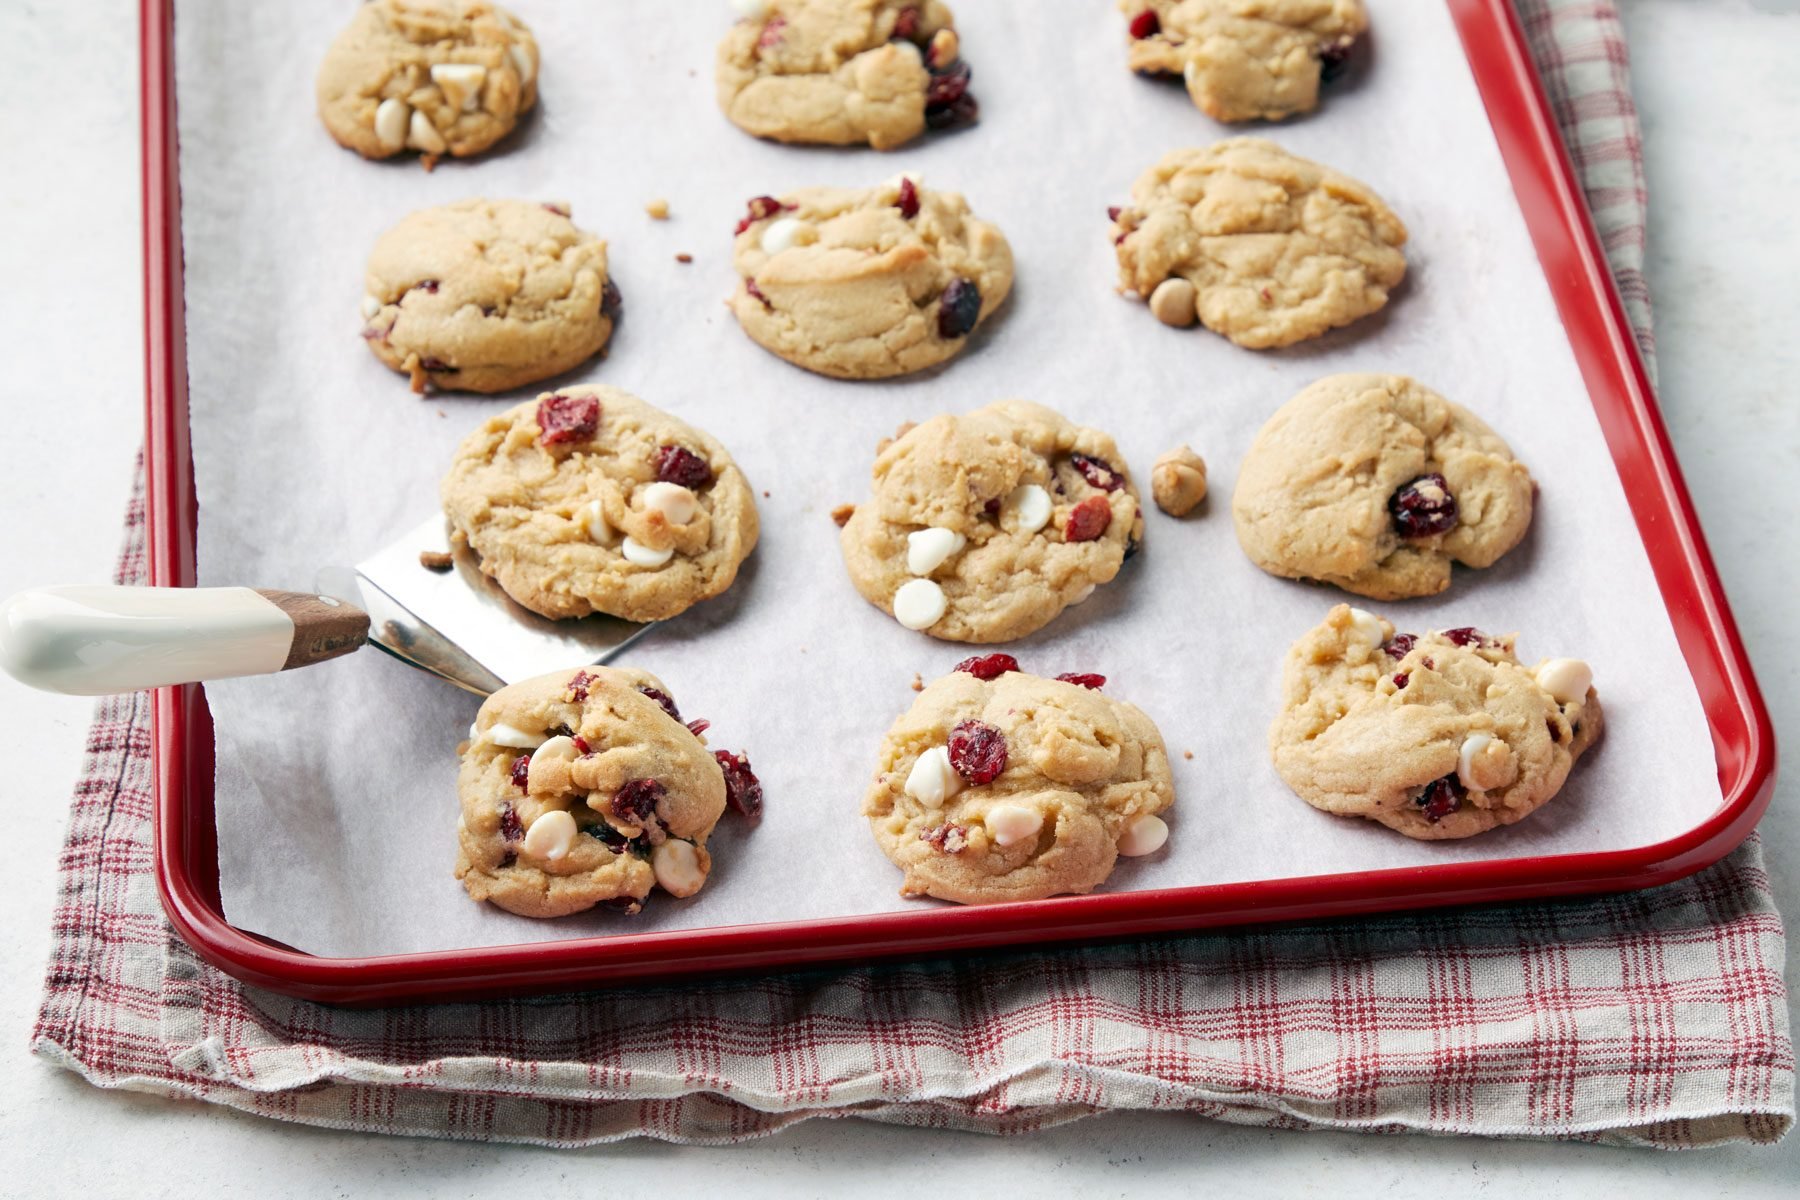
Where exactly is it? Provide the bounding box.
[0,1,1793,1194]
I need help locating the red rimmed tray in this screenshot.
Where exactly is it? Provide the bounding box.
[143,0,1776,1005]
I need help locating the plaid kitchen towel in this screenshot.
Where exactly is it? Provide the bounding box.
[30,0,1792,1148]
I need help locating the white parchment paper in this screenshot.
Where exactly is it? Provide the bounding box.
[177,1,1721,958]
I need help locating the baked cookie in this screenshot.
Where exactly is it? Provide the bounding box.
[1109,139,1407,349]
[728,178,1013,379]
[1233,374,1535,599]
[441,387,760,622]
[1120,1,1367,123]
[838,401,1143,642]
[716,0,976,150]
[865,658,1175,903]
[1270,605,1603,840]
[316,0,539,165]
[361,199,618,394]
[456,665,758,917]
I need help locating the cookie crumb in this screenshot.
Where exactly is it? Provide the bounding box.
[645,198,671,220]
[436,408,446,419]
[831,503,856,527]
[1183,750,1194,761]
[675,252,693,264]
[911,673,923,692]
[419,550,455,572]
[762,489,770,498]
[1152,445,1208,517]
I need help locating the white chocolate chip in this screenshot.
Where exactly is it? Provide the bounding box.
[651,839,707,897]
[521,809,577,861]
[373,97,409,150]
[892,39,923,63]
[906,527,966,576]
[1117,813,1169,857]
[406,109,447,155]
[904,746,963,809]
[984,803,1042,847]
[1072,583,1097,605]
[759,216,814,255]
[486,722,546,749]
[430,62,487,112]
[892,578,947,630]
[582,499,615,545]
[641,481,699,525]
[525,735,581,794]
[622,536,675,568]
[730,0,769,18]
[360,294,382,320]
[1148,277,1197,328]
[1183,60,1200,88]
[508,43,536,86]
[1457,733,1499,792]
[1004,483,1053,535]
[1535,658,1593,705]
[468,720,479,740]
[1347,607,1385,646]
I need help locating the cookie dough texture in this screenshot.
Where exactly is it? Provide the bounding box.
[839,400,1143,642]
[1122,0,1367,123]
[730,180,1013,379]
[1270,606,1603,839]
[317,0,539,162]
[442,387,760,622]
[1110,139,1406,349]
[1233,374,1534,599]
[717,0,953,149]
[866,669,1175,903]
[456,666,727,917]
[1152,445,1208,516]
[362,199,614,394]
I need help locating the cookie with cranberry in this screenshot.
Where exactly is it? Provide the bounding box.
[362,199,617,394]
[1120,1,1367,123]
[441,387,760,623]
[317,0,539,165]
[1109,140,1406,348]
[456,666,732,917]
[838,401,1142,642]
[1270,605,1603,840]
[1233,374,1534,600]
[866,663,1175,904]
[717,0,974,150]
[728,178,1013,380]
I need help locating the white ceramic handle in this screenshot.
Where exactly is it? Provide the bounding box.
[0,585,304,695]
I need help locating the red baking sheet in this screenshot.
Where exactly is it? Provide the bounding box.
[142,0,1776,1005]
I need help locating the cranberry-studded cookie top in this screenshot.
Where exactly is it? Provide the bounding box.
[728,179,1013,380]
[457,666,732,918]
[1120,0,1367,123]
[838,400,1143,643]
[716,0,974,150]
[1270,605,1603,840]
[316,0,539,164]
[1232,374,1535,600]
[441,387,760,623]
[362,198,618,395]
[865,662,1175,904]
[1109,139,1407,349]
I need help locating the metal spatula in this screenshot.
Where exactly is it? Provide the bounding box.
[0,515,653,697]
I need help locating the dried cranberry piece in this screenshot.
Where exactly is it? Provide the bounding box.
[896,176,921,220]
[1414,775,1463,822]
[1064,495,1113,542]
[1128,10,1161,39]
[686,718,711,738]
[1056,673,1106,690]
[1318,35,1357,82]
[947,719,1008,785]
[655,444,714,489]
[983,497,1001,517]
[756,15,786,49]
[418,356,457,373]
[920,822,970,854]
[1107,205,1122,222]
[1388,473,1459,538]
[638,686,682,723]
[954,653,1020,681]
[601,278,623,315]
[937,277,981,338]
[744,278,773,310]
[537,393,601,445]
[893,6,921,43]
[499,802,525,844]
[734,195,790,235]
[1392,672,1409,689]
[572,736,592,756]
[590,823,633,851]
[509,755,530,790]
[600,895,644,915]
[612,778,666,824]
[1442,627,1486,647]
[1069,452,1123,492]
[1382,633,1417,660]
[924,62,978,130]
[413,279,440,295]
[568,669,597,701]
[716,750,764,818]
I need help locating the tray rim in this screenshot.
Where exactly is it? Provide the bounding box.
[144,0,1778,1005]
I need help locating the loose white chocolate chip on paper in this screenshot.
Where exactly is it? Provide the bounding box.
[892,578,947,630]
[904,746,963,809]
[521,809,577,861]
[622,536,675,568]
[905,527,966,576]
[652,839,707,897]
[984,803,1043,847]
[1004,483,1053,535]
[1117,813,1169,857]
